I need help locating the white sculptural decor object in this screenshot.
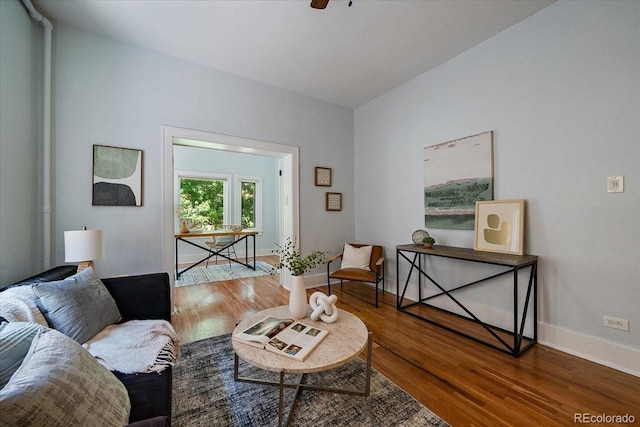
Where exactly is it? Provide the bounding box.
[308,291,339,324]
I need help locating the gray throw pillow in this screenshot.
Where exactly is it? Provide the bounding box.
[0,327,130,426]
[0,322,44,388]
[32,267,121,343]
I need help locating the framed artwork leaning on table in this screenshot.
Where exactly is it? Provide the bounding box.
[474,199,525,255]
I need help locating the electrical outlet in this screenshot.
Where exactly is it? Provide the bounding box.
[603,315,629,331]
[607,176,624,193]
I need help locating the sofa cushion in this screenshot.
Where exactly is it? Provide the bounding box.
[341,244,372,271]
[32,267,121,343]
[0,322,43,388]
[101,273,172,322]
[114,368,172,424]
[0,327,131,427]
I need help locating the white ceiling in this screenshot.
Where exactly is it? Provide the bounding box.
[34,0,554,108]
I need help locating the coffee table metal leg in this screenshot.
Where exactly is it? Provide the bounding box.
[280,372,305,427]
[364,331,372,396]
[234,332,374,425]
[278,370,284,427]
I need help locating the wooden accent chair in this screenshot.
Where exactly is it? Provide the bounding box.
[326,243,385,307]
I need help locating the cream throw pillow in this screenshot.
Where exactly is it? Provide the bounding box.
[340,244,372,271]
[0,327,131,427]
[0,286,49,326]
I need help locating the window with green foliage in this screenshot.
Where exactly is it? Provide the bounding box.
[176,172,262,231]
[178,177,227,229]
[236,176,262,230]
[240,181,256,228]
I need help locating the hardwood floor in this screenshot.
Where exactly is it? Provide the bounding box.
[172,258,640,426]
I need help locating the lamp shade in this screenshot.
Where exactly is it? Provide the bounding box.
[64,229,105,262]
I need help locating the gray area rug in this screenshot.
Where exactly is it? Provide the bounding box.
[172,334,449,427]
[176,260,276,287]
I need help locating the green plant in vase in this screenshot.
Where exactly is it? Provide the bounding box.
[273,237,327,319]
[273,237,326,276]
[422,236,436,248]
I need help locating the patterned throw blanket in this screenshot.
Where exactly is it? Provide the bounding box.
[83,319,180,374]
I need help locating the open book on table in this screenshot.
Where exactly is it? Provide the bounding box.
[233,316,329,361]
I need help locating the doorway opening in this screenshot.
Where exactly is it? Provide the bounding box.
[162,126,299,304]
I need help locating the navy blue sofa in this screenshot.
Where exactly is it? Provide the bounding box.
[3,266,173,427]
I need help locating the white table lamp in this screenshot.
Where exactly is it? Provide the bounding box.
[64,227,105,273]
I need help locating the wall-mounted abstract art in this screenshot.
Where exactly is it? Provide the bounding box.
[92,145,143,206]
[423,131,493,229]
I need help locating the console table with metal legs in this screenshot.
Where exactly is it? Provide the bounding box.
[174,230,258,279]
[396,244,538,357]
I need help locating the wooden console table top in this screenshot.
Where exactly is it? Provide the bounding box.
[396,244,537,267]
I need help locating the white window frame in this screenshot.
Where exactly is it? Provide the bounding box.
[174,170,232,229]
[235,175,262,231]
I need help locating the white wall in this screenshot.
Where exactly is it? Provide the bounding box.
[49,24,354,279]
[355,1,639,373]
[173,145,278,259]
[0,0,42,286]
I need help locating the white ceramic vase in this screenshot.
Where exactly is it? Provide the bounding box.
[288,275,308,319]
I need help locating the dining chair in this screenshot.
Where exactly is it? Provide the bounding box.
[205,227,239,267]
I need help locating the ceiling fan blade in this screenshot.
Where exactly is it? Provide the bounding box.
[310,0,329,9]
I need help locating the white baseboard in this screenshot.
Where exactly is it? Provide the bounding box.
[538,322,640,378]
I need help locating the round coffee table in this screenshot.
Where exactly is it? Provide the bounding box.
[232,305,373,426]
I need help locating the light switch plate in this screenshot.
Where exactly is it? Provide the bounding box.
[607,176,624,193]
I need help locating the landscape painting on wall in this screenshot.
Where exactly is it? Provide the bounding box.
[92,145,143,206]
[424,131,493,229]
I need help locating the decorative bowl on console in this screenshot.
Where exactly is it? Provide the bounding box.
[411,229,430,245]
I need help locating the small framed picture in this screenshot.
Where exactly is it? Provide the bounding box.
[315,167,332,187]
[92,145,144,206]
[326,192,342,211]
[474,199,525,255]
